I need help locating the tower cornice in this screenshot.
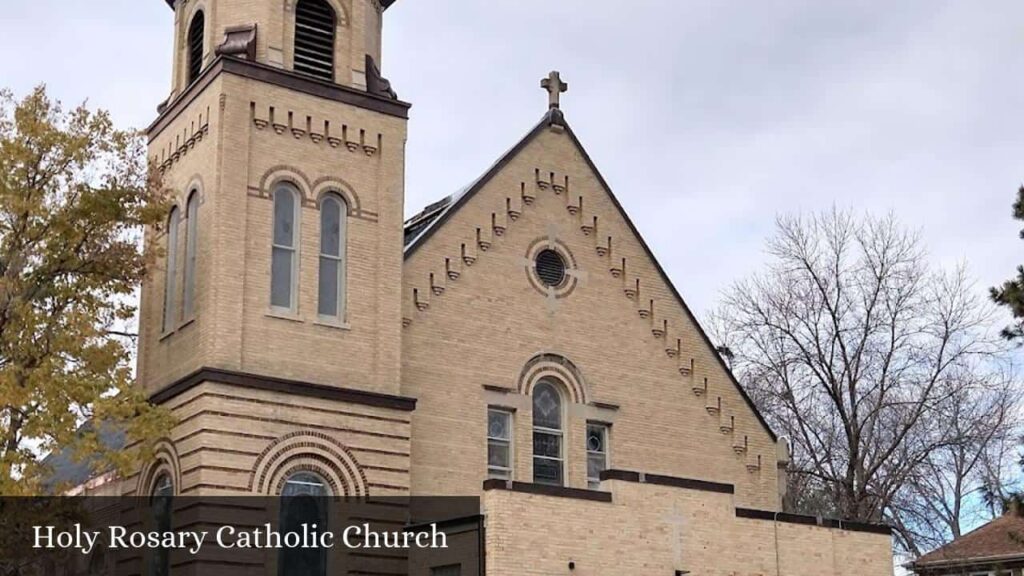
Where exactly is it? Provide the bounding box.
[148,55,411,139]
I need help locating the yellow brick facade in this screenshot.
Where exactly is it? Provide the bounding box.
[132,0,894,573]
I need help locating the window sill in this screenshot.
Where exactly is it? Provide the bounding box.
[314,318,351,331]
[265,309,303,323]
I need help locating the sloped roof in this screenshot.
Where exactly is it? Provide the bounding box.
[912,513,1024,568]
[402,109,778,443]
[41,423,125,493]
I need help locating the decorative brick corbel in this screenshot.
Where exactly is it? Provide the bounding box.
[624,278,639,301]
[430,273,445,296]
[706,396,721,416]
[720,415,735,435]
[476,228,491,252]
[507,198,521,222]
[521,182,536,206]
[692,375,707,398]
[733,435,749,456]
[461,243,476,267]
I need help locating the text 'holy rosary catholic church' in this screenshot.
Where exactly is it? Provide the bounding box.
[134,0,895,573]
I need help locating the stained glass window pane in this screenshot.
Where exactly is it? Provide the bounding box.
[320,197,341,257]
[533,457,563,486]
[271,248,293,308]
[532,382,562,430]
[274,187,296,248]
[588,453,606,480]
[487,441,509,467]
[318,257,339,316]
[488,410,510,440]
[533,432,561,459]
[587,424,606,453]
[162,208,179,332]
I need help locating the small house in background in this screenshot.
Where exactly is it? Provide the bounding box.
[907,506,1024,576]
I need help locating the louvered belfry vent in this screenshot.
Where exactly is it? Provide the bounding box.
[187,12,205,84]
[294,0,337,81]
[535,249,567,287]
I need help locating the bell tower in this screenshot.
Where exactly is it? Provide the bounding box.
[139,0,410,409]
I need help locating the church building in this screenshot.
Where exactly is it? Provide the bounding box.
[135,0,895,573]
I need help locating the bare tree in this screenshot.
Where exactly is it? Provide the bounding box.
[710,209,1020,555]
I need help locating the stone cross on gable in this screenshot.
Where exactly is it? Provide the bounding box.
[541,71,568,110]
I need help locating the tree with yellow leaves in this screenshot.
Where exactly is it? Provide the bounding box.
[0,86,174,495]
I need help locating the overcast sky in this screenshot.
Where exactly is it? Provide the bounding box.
[3,0,1022,322]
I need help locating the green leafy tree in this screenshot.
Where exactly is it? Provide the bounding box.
[0,86,173,495]
[991,186,1024,341]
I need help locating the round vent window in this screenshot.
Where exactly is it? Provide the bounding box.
[535,249,567,287]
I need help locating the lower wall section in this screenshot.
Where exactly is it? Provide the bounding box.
[483,478,892,576]
[124,379,413,497]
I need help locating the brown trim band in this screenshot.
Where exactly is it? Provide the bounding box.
[148,56,411,139]
[150,367,417,412]
[735,507,892,535]
[482,479,612,503]
[600,469,734,494]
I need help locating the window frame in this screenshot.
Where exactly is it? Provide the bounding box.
[182,190,199,321]
[531,380,565,487]
[487,407,514,481]
[162,207,180,333]
[586,422,610,490]
[270,183,301,313]
[317,193,347,322]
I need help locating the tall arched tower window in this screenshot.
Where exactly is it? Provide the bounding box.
[187,11,205,84]
[271,184,300,311]
[279,472,330,576]
[318,194,347,320]
[162,207,180,332]
[150,473,174,576]
[532,381,564,486]
[182,191,199,319]
[294,0,337,81]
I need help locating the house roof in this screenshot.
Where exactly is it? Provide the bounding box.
[41,423,125,493]
[911,513,1024,569]
[402,109,778,443]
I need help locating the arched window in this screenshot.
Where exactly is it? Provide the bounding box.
[532,381,564,486]
[162,207,180,332]
[187,11,205,84]
[293,0,337,81]
[271,184,299,311]
[318,195,347,320]
[150,473,174,576]
[279,472,330,576]
[182,191,199,319]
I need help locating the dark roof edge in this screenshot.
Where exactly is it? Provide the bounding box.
[405,110,777,442]
[736,507,893,535]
